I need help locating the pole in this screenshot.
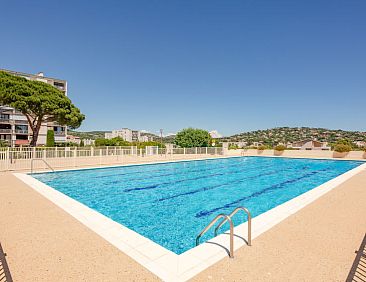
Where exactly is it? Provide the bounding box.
[160,129,163,156]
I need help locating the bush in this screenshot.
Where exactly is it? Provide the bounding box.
[94,137,130,147]
[132,141,166,149]
[174,128,211,148]
[274,145,286,151]
[0,140,8,147]
[46,130,55,147]
[228,144,239,150]
[257,145,267,150]
[334,144,352,153]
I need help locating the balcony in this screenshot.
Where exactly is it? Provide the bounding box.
[15,129,29,134]
[15,120,28,125]
[0,129,12,134]
[0,118,10,124]
[54,131,66,136]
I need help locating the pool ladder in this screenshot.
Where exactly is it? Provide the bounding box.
[31,159,55,173]
[195,207,251,258]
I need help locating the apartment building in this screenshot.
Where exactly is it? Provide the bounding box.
[105,128,148,142]
[0,69,68,146]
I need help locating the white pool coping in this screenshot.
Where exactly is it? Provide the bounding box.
[14,159,366,282]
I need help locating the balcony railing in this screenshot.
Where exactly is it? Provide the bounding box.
[0,129,12,133]
[15,120,28,125]
[0,118,10,123]
[54,132,66,136]
[15,129,29,134]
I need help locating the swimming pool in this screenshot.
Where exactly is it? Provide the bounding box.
[32,156,362,254]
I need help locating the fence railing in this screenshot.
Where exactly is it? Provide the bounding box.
[0,146,223,172]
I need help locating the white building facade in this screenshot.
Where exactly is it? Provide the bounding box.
[105,128,146,142]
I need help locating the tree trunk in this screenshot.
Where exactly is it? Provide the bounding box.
[29,117,43,147]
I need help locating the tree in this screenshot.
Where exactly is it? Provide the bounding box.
[0,71,85,146]
[94,137,131,147]
[46,130,55,147]
[174,128,211,148]
[79,139,84,147]
[0,140,8,147]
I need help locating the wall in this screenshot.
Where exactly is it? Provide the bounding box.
[224,149,366,160]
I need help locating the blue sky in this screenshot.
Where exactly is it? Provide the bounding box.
[1,1,365,136]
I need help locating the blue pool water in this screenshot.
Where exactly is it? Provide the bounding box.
[32,157,362,254]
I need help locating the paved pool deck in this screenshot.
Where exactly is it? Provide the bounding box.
[0,157,365,281]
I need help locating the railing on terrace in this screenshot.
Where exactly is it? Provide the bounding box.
[15,129,28,134]
[0,146,223,172]
[0,129,12,133]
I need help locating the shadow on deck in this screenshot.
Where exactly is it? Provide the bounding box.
[0,243,13,282]
[346,233,366,282]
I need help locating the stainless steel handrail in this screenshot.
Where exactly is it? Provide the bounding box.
[214,207,252,246]
[196,213,234,258]
[31,159,55,173]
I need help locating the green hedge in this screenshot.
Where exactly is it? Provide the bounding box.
[274,145,286,151]
[334,144,352,153]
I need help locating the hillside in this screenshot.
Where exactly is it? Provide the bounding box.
[223,127,366,146]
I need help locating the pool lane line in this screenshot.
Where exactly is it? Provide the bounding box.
[195,167,331,218]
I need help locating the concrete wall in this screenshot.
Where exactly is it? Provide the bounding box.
[224,149,366,160]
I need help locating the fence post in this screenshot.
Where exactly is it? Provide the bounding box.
[195,147,197,154]
[206,147,208,155]
[184,148,186,155]
[74,147,77,167]
[6,147,9,171]
[215,147,217,155]
[91,146,94,157]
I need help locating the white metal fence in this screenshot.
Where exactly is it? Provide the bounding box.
[0,146,223,172]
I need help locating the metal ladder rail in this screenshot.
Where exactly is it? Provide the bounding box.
[214,207,252,246]
[196,213,235,258]
[31,159,55,174]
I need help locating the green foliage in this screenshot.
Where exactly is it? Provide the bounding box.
[132,141,165,149]
[334,144,352,153]
[225,127,366,147]
[331,139,354,151]
[335,138,352,146]
[0,140,8,147]
[46,130,55,147]
[94,137,130,147]
[174,128,211,148]
[274,144,286,151]
[79,139,84,147]
[257,145,267,150]
[0,71,85,146]
[228,144,239,150]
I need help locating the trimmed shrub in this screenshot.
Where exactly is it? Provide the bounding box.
[334,144,352,153]
[46,130,55,147]
[274,145,286,151]
[257,145,267,150]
